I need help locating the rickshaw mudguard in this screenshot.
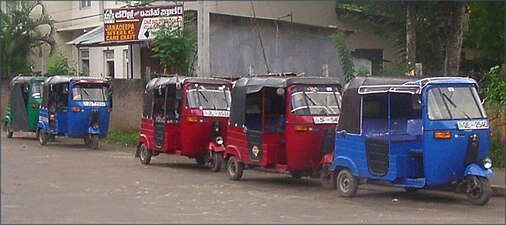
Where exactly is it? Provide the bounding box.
[88,127,100,134]
[207,142,225,153]
[331,156,359,175]
[464,163,493,178]
[224,145,242,161]
[37,121,47,132]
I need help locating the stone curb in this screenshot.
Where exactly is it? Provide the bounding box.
[492,185,505,197]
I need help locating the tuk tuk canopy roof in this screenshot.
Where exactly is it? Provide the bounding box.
[10,76,45,85]
[229,76,342,128]
[145,75,231,91]
[44,76,109,86]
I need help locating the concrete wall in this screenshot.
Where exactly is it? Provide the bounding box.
[108,79,145,132]
[209,14,344,80]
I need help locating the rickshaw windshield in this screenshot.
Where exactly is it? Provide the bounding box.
[72,84,110,102]
[31,82,43,99]
[186,84,231,110]
[290,85,341,116]
[427,86,485,120]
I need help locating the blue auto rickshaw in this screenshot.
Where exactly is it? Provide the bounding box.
[332,76,493,205]
[37,76,112,149]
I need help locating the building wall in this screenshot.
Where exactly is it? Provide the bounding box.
[209,14,344,80]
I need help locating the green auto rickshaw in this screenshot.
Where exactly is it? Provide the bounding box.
[4,76,45,138]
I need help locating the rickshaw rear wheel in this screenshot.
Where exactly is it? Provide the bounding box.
[38,129,48,146]
[320,163,337,189]
[5,124,13,138]
[227,156,244,181]
[49,134,56,142]
[7,131,13,138]
[89,135,99,150]
[467,176,492,205]
[336,169,358,197]
[139,143,152,165]
[210,152,223,172]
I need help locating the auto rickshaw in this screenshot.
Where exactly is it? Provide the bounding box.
[135,75,231,172]
[37,76,112,149]
[224,74,342,186]
[4,76,45,138]
[332,76,493,205]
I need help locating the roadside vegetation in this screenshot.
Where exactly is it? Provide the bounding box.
[105,131,139,147]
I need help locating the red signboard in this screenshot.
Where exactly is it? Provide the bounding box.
[103,5,183,42]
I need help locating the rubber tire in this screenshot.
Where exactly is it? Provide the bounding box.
[336,169,359,197]
[227,156,244,181]
[89,135,99,150]
[84,135,91,146]
[5,124,13,138]
[210,152,223,172]
[195,157,206,166]
[139,143,152,165]
[467,176,492,205]
[39,130,48,146]
[49,134,56,142]
[320,164,337,189]
[290,171,303,179]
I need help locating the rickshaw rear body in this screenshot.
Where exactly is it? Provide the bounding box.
[225,76,341,175]
[137,76,231,160]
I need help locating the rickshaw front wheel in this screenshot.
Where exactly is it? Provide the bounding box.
[89,135,99,150]
[320,163,337,189]
[210,152,223,172]
[38,129,48,146]
[336,169,358,197]
[227,156,244,181]
[467,176,492,205]
[139,143,152,165]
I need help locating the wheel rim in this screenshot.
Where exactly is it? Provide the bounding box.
[469,183,484,199]
[229,159,237,176]
[339,175,351,192]
[140,146,147,161]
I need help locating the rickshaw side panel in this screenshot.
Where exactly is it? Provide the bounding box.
[224,126,249,163]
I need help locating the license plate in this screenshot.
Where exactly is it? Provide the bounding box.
[457,120,489,130]
[82,101,106,106]
[313,116,339,124]
[203,110,230,117]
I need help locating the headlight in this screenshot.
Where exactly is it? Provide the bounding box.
[483,157,492,169]
[215,136,224,145]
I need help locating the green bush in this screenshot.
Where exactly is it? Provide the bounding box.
[105,131,139,147]
[46,50,76,76]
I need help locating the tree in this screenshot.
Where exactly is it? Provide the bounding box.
[0,1,55,77]
[46,50,76,76]
[335,2,470,76]
[150,13,197,75]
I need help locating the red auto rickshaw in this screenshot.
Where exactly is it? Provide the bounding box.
[224,74,342,188]
[136,75,231,172]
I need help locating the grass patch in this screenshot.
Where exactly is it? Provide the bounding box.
[105,131,139,147]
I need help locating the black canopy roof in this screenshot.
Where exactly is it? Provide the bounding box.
[145,75,230,91]
[229,76,341,128]
[337,76,417,134]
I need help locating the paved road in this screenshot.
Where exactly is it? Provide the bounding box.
[1,132,505,224]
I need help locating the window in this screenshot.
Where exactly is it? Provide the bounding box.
[79,49,90,76]
[352,49,383,76]
[427,86,485,120]
[80,0,91,8]
[104,50,115,78]
[186,84,231,110]
[290,85,341,116]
